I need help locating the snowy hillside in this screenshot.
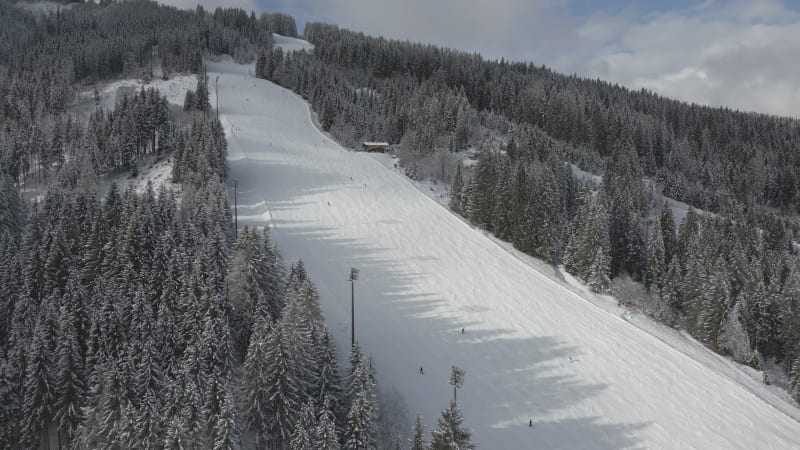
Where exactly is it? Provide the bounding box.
[272,33,314,53]
[209,58,800,449]
[15,1,73,14]
[77,74,197,111]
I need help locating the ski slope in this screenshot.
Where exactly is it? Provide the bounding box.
[209,58,800,449]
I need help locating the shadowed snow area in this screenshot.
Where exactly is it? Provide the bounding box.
[209,58,800,449]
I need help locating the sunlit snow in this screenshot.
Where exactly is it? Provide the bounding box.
[210,58,800,449]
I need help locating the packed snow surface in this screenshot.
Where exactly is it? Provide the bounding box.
[272,33,314,53]
[209,58,800,449]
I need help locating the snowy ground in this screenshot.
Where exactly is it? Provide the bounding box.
[76,73,198,112]
[72,72,189,197]
[272,33,314,53]
[210,58,800,449]
[95,154,177,198]
[570,164,715,227]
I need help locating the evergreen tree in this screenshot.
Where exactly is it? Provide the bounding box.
[52,301,86,446]
[343,359,378,450]
[410,414,426,450]
[21,314,53,449]
[449,163,464,214]
[290,401,318,450]
[316,396,341,450]
[344,389,376,450]
[429,401,474,450]
[661,259,683,324]
[646,217,666,292]
[660,203,677,265]
[0,357,18,448]
[677,208,700,268]
[699,257,730,349]
[790,357,800,403]
[77,363,137,449]
[241,318,273,447]
[0,174,25,240]
[314,332,343,407]
[722,297,756,365]
[586,247,611,293]
[243,319,301,447]
[211,387,239,450]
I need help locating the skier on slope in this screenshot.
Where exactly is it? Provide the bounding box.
[419,366,424,375]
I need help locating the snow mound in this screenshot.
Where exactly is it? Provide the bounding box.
[209,57,800,450]
[273,33,314,53]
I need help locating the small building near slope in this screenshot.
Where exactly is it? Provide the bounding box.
[361,141,390,153]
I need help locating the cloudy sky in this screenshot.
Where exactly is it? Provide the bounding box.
[160,0,800,118]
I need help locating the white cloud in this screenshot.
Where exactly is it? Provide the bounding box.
[581,4,800,117]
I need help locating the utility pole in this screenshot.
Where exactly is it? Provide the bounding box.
[215,75,219,120]
[233,180,239,239]
[349,268,359,347]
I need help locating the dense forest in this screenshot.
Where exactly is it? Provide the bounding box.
[0,2,413,449]
[257,22,800,398]
[4,0,800,447]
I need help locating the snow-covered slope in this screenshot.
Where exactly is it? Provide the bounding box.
[77,74,198,111]
[209,58,800,449]
[272,33,314,53]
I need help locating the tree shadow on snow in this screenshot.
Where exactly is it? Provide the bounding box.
[251,220,648,449]
[228,145,648,449]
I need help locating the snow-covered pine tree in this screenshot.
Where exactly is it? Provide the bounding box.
[343,358,378,450]
[661,259,683,324]
[21,311,54,448]
[681,240,708,325]
[466,153,496,229]
[290,401,319,450]
[586,247,611,293]
[449,163,464,214]
[52,300,86,446]
[240,317,271,447]
[677,208,700,269]
[429,400,474,450]
[211,386,239,450]
[410,414,426,450]
[0,356,18,448]
[266,320,302,446]
[780,269,800,369]
[660,203,677,265]
[76,363,137,449]
[721,296,756,365]
[699,257,730,349]
[0,173,25,239]
[491,166,513,241]
[228,226,269,358]
[314,332,343,407]
[646,216,666,292]
[343,389,375,450]
[790,357,800,403]
[316,395,341,450]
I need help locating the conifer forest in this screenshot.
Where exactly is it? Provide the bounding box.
[3,1,800,449]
